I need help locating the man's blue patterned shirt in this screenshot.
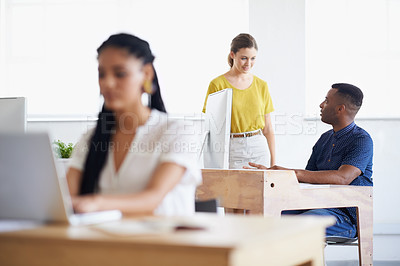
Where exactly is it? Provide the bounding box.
[305,122,373,224]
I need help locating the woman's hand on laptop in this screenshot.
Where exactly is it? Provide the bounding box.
[72,195,102,213]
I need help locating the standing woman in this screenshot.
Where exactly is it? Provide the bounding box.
[202,33,275,169]
[66,33,201,216]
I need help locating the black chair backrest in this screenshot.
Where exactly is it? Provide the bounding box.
[195,199,218,213]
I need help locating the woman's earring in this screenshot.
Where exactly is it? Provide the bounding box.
[143,80,153,94]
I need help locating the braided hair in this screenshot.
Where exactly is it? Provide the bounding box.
[79,33,166,195]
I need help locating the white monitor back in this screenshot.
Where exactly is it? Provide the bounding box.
[203,89,232,169]
[0,97,27,133]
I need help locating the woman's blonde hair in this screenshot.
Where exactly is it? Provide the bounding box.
[228,33,258,68]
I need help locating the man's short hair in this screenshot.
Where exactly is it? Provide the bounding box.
[332,83,363,113]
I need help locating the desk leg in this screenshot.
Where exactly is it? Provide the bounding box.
[357,206,373,266]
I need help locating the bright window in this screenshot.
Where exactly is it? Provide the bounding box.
[0,0,249,118]
[305,0,400,118]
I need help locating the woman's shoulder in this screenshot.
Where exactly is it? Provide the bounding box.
[209,74,228,86]
[145,110,191,138]
[252,75,267,85]
[143,110,202,156]
[251,75,270,93]
[77,127,96,145]
[69,127,96,170]
[207,74,232,94]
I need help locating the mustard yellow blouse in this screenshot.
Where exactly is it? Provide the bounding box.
[202,75,274,133]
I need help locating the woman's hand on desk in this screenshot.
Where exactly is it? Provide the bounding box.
[243,162,289,171]
[243,162,268,170]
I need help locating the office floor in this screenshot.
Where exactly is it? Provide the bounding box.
[324,234,400,265]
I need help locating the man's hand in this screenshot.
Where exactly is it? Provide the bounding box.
[243,162,361,185]
[269,165,290,171]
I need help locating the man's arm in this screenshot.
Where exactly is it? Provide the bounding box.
[246,163,361,185]
[294,165,361,185]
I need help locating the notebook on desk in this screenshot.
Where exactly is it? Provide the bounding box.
[0,133,122,226]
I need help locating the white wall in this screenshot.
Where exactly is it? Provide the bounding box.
[27,120,96,145]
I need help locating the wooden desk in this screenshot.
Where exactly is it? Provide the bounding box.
[197,169,373,266]
[0,214,332,266]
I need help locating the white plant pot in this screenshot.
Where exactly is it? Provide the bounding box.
[56,158,71,178]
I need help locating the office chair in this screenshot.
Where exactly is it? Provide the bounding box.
[326,236,358,246]
[195,199,218,213]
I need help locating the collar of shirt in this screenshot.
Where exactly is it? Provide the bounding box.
[332,121,356,139]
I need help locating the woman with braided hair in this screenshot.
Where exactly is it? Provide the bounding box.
[67,33,201,216]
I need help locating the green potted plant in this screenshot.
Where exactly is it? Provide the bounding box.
[53,140,74,159]
[53,140,75,176]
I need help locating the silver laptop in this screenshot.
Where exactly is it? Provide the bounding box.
[0,132,122,225]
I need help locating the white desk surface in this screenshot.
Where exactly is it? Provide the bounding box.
[0,214,333,266]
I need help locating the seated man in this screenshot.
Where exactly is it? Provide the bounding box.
[246,83,373,238]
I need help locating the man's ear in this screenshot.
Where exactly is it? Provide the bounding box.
[336,104,346,114]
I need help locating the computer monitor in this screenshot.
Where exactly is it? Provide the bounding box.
[165,88,232,170]
[202,89,232,169]
[0,97,27,133]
